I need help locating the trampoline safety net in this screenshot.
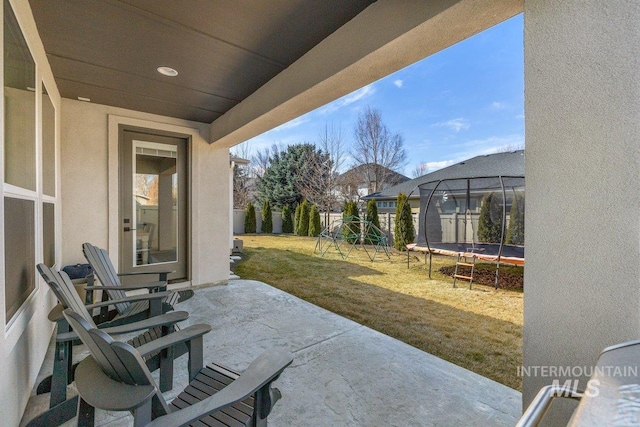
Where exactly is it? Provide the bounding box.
[413,176,525,286]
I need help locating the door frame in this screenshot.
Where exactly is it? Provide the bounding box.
[119,128,189,279]
[108,115,195,284]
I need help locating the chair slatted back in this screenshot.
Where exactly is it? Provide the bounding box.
[37,264,98,329]
[82,242,130,314]
[63,309,171,415]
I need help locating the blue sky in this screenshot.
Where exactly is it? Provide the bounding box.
[235,14,524,177]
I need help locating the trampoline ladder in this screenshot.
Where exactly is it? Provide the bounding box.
[453,254,476,289]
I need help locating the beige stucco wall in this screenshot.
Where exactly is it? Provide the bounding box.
[61,99,230,287]
[523,0,640,423]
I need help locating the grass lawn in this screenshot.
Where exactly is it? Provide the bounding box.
[234,234,523,391]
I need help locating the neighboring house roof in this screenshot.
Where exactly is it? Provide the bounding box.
[230,155,250,166]
[336,164,410,188]
[364,150,524,200]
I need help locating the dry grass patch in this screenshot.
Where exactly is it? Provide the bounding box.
[234,234,523,390]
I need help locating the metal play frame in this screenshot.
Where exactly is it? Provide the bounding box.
[314,215,390,261]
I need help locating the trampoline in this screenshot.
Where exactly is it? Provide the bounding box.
[407,175,525,287]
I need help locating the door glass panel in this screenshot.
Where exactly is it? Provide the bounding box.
[133,141,177,266]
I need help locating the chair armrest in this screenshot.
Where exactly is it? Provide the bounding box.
[146,348,294,427]
[516,384,583,427]
[75,356,155,411]
[56,310,189,342]
[85,280,167,292]
[135,324,212,358]
[84,290,174,310]
[48,303,65,322]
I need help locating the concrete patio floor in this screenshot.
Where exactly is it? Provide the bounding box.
[22,279,522,426]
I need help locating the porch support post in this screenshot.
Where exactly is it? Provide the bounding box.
[523,0,640,423]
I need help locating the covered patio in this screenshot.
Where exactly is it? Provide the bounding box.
[1,0,639,425]
[22,279,521,426]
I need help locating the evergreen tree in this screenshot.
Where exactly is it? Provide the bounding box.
[256,143,326,209]
[477,193,503,243]
[298,200,310,236]
[365,199,381,244]
[261,200,273,234]
[342,200,360,243]
[294,203,302,235]
[308,204,322,237]
[425,196,443,245]
[281,204,294,233]
[506,192,525,245]
[244,202,256,234]
[342,200,351,219]
[394,193,415,250]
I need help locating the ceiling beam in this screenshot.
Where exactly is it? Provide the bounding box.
[209,0,523,147]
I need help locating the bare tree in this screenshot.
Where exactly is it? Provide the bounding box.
[232,164,252,208]
[230,142,255,207]
[411,162,429,178]
[352,106,407,193]
[497,142,525,153]
[251,143,280,178]
[296,123,345,223]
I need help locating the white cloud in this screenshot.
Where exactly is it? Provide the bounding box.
[432,117,470,132]
[273,116,310,131]
[319,83,376,114]
[393,79,403,88]
[490,101,507,110]
[453,134,525,159]
[424,160,456,172]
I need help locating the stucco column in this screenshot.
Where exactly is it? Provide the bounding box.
[524,1,640,423]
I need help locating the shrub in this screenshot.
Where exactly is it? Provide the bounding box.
[342,200,360,243]
[365,199,381,244]
[244,202,256,233]
[425,196,443,245]
[282,204,294,233]
[394,193,415,250]
[261,200,273,234]
[478,192,503,243]
[294,203,302,235]
[308,204,322,237]
[298,200,310,236]
[506,192,525,245]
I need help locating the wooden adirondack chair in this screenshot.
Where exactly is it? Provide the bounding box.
[27,264,210,427]
[82,242,180,324]
[35,256,183,398]
[65,308,293,427]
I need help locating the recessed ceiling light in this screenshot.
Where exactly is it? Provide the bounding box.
[157,66,178,77]
[78,96,91,102]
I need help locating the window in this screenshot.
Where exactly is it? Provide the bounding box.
[4,0,35,190]
[42,84,55,196]
[4,197,35,322]
[2,0,56,325]
[43,203,55,267]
